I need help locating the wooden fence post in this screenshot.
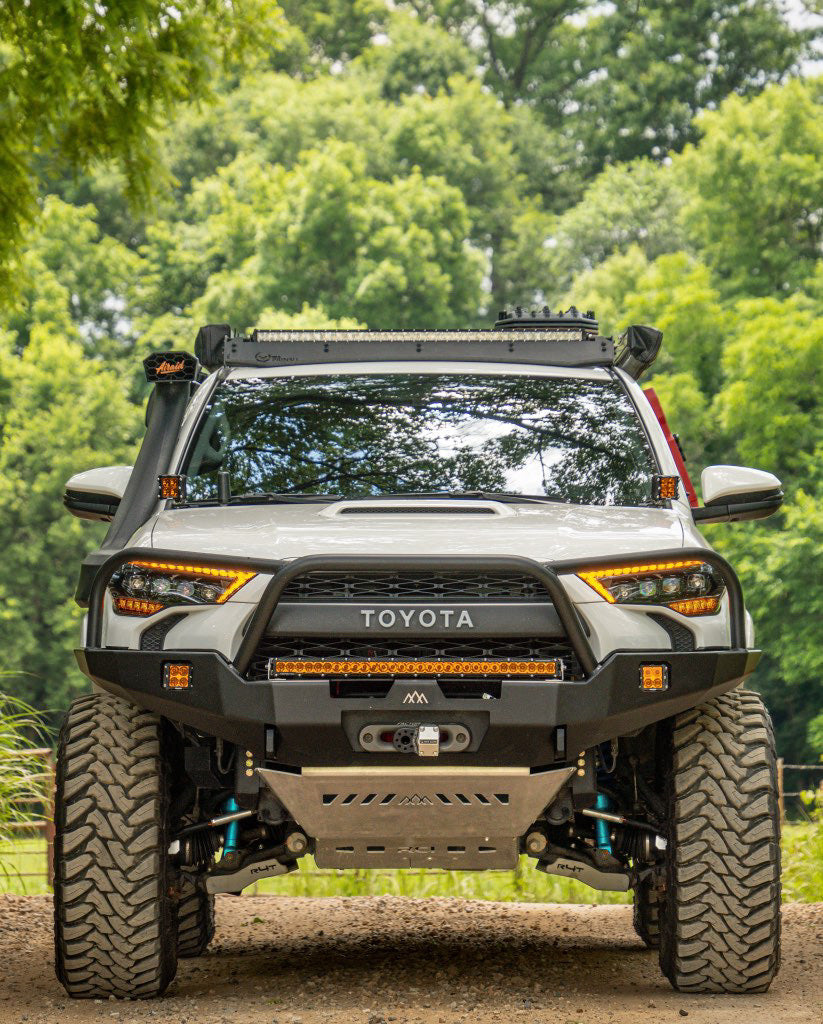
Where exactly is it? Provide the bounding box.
[45,751,56,887]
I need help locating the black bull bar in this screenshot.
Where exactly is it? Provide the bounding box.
[79,548,756,760]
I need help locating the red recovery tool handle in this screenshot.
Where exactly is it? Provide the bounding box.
[643,387,699,507]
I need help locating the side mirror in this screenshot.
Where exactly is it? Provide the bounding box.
[692,465,783,524]
[64,466,133,522]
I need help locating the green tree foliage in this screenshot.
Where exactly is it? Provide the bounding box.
[717,296,823,481]
[359,11,475,100]
[549,160,688,295]
[0,0,284,294]
[678,79,823,297]
[0,329,140,717]
[399,1,811,177]
[133,70,551,320]
[275,0,386,69]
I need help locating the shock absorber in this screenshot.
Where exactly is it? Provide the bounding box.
[593,792,612,853]
[221,796,241,858]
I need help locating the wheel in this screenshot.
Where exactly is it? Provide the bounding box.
[659,689,781,993]
[54,692,179,998]
[633,871,664,948]
[177,882,215,958]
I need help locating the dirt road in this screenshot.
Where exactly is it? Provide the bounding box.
[0,895,820,1024]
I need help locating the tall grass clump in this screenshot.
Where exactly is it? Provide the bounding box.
[0,695,48,844]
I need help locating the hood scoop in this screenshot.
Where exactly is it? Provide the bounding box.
[321,499,512,518]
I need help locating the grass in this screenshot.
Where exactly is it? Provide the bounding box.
[0,831,51,895]
[2,822,821,901]
[251,855,632,903]
[782,818,823,902]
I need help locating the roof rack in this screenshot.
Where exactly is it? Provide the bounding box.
[192,309,661,380]
[195,312,614,373]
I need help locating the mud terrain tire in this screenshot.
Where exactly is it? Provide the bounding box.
[177,883,215,958]
[633,873,663,948]
[659,689,781,993]
[54,692,178,998]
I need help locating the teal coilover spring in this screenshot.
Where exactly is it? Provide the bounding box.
[594,792,612,853]
[221,796,240,857]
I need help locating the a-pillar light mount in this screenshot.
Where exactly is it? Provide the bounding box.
[652,475,680,502]
[158,475,187,502]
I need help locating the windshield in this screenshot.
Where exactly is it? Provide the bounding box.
[183,372,658,506]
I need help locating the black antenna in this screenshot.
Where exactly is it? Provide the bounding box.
[217,471,231,505]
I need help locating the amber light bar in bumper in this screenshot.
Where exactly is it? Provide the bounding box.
[272,659,561,677]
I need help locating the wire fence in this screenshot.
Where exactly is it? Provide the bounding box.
[1,747,55,887]
[778,759,823,820]
[0,750,820,892]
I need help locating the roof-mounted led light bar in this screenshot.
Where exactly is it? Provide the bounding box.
[250,328,595,344]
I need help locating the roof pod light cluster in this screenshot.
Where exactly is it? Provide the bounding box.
[494,305,598,330]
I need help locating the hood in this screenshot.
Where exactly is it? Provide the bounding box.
[144,498,685,563]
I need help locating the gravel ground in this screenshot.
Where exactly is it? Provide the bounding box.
[0,895,820,1024]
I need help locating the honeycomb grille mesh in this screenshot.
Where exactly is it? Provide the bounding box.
[139,614,186,651]
[647,613,696,652]
[279,571,551,602]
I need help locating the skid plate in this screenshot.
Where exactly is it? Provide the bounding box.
[257,765,573,870]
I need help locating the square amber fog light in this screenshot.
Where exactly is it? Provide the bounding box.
[163,662,192,689]
[640,663,669,691]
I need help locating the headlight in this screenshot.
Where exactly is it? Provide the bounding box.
[576,560,724,616]
[109,561,256,616]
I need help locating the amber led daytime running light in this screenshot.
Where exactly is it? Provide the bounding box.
[668,597,720,615]
[115,597,165,616]
[126,561,256,602]
[273,659,560,677]
[577,560,704,603]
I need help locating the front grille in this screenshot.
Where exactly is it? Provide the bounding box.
[247,635,582,682]
[279,571,551,602]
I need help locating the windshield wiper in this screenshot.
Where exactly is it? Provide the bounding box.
[228,492,343,505]
[357,490,567,505]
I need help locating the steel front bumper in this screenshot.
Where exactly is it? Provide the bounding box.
[77,645,759,765]
[77,548,759,766]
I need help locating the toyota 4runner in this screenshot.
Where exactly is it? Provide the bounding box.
[56,310,784,999]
